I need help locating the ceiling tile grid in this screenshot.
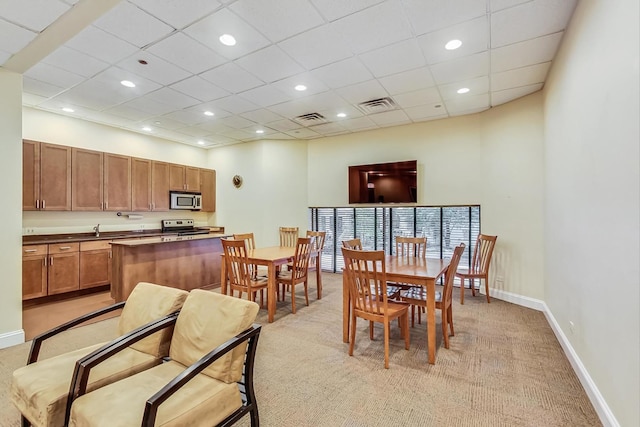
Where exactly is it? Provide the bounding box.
[0,0,578,148]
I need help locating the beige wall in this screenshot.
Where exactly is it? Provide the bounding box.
[0,70,24,346]
[307,93,545,301]
[543,0,640,425]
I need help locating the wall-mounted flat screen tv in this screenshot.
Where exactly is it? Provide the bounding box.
[348,160,417,204]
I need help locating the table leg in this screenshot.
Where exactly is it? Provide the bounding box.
[267,262,276,323]
[220,256,227,295]
[342,273,349,343]
[427,280,436,364]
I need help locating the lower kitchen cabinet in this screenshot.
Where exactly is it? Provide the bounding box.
[47,243,79,295]
[79,240,111,289]
[22,245,48,300]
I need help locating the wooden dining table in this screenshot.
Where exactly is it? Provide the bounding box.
[220,245,324,323]
[342,255,450,365]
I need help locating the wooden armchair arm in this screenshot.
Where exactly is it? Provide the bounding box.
[27,301,126,365]
[65,312,180,425]
[142,324,262,427]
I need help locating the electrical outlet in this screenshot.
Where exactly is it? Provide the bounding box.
[24,228,35,235]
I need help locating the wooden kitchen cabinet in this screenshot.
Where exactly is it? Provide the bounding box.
[131,157,152,211]
[22,245,48,300]
[47,243,80,295]
[104,153,131,211]
[151,161,171,211]
[72,148,104,211]
[79,240,111,289]
[200,168,216,212]
[170,164,200,192]
[23,140,72,211]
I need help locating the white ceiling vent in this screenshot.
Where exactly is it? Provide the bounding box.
[293,112,329,127]
[356,97,398,115]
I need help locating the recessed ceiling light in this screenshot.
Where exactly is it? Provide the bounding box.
[204,111,214,116]
[457,87,470,94]
[294,84,307,91]
[62,107,74,113]
[197,141,205,145]
[142,126,152,132]
[336,113,346,118]
[219,34,236,46]
[445,39,462,50]
[255,130,264,134]
[121,80,135,88]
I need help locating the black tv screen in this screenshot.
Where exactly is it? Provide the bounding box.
[349,160,417,204]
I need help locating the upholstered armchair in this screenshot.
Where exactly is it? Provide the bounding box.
[11,283,188,427]
[67,290,262,427]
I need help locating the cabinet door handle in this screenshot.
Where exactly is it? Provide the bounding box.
[24,249,37,253]
[42,200,46,209]
[36,200,39,209]
[49,256,53,265]
[59,246,72,250]
[104,202,108,210]
[152,202,155,210]
[43,257,47,267]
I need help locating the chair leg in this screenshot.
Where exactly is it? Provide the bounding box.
[349,313,357,356]
[410,305,415,327]
[304,280,309,306]
[441,309,450,349]
[369,321,374,340]
[403,313,410,350]
[21,416,30,427]
[383,320,390,369]
[485,277,491,303]
[291,284,296,314]
[460,278,465,305]
[250,405,260,427]
[448,306,455,336]
[470,278,476,296]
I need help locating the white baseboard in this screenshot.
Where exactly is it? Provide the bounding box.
[488,287,619,427]
[0,329,25,350]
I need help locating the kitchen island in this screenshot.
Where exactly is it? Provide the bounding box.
[110,233,227,302]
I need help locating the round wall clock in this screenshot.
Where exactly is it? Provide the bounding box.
[232,175,243,188]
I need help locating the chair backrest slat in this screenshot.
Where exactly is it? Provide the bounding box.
[291,237,312,280]
[342,238,362,250]
[395,236,426,258]
[279,227,299,247]
[471,234,497,274]
[233,232,256,251]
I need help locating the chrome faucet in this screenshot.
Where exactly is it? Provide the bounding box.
[93,224,100,237]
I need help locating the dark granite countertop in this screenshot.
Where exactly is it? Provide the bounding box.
[22,229,170,245]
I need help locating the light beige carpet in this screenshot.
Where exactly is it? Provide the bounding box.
[0,273,601,426]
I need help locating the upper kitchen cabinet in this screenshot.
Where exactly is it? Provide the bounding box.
[23,140,72,211]
[104,153,131,211]
[72,148,104,211]
[151,161,171,211]
[170,164,200,192]
[131,158,151,211]
[200,169,216,212]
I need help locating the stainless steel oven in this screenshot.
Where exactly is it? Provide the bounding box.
[170,191,202,210]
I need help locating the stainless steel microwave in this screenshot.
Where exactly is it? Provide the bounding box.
[170,191,202,210]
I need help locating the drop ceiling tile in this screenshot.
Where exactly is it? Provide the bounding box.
[490,0,531,12]
[24,62,85,89]
[42,46,109,77]
[183,8,270,60]
[418,16,488,65]
[147,32,226,74]
[264,132,296,140]
[0,49,10,65]
[444,93,489,114]
[301,91,349,111]
[266,99,312,118]
[131,0,222,29]
[235,45,304,83]
[22,92,49,106]
[310,0,385,22]
[439,76,489,100]
[284,127,321,139]
[430,51,489,85]
[0,19,37,54]
[491,83,543,106]
[37,98,90,115]
[85,111,137,128]
[182,102,232,119]
[367,109,411,126]
[402,0,487,35]
[117,51,191,85]
[491,32,563,72]
[56,74,159,110]
[278,25,353,70]
[66,26,139,64]
[393,87,442,108]
[264,118,302,132]
[360,38,426,78]
[334,80,389,104]
[331,1,413,54]
[145,87,201,109]
[173,126,211,138]
[0,0,69,32]
[239,84,292,108]
[22,77,64,98]
[491,62,550,91]
[220,128,255,140]
[491,0,577,48]
[146,116,191,130]
[230,0,324,43]
[271,73,330,97]
[162,109,210,125]
[170,76,230,102]
[241,109,284,124]
[318,105,364,120]
[212,95,260,114]
[91,66,162,96]
[308,122,348,135]
[311,57,373,89]
[339,116,377,131]
[200,62,264,94]
[218,115,257,129]
[104,103,156,121]
[404,103,448,121]
[93,2,175,48]
[378,67,435,95]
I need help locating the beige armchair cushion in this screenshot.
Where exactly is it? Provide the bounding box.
[69,361,242,427]
[118,282,188,358]
[11,283,188,427]
[169,290,259,383]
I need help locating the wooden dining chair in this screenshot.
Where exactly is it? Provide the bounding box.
[456,234,498,304]
[222,238,268,307]
[279,226,299,247]
[395,236,427,258]
[341,238,362,250]
[341,247,410,369]
[233,232,267,278]
[277,237,312,314]
[400,243,465,349]
[306,230,326,299]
